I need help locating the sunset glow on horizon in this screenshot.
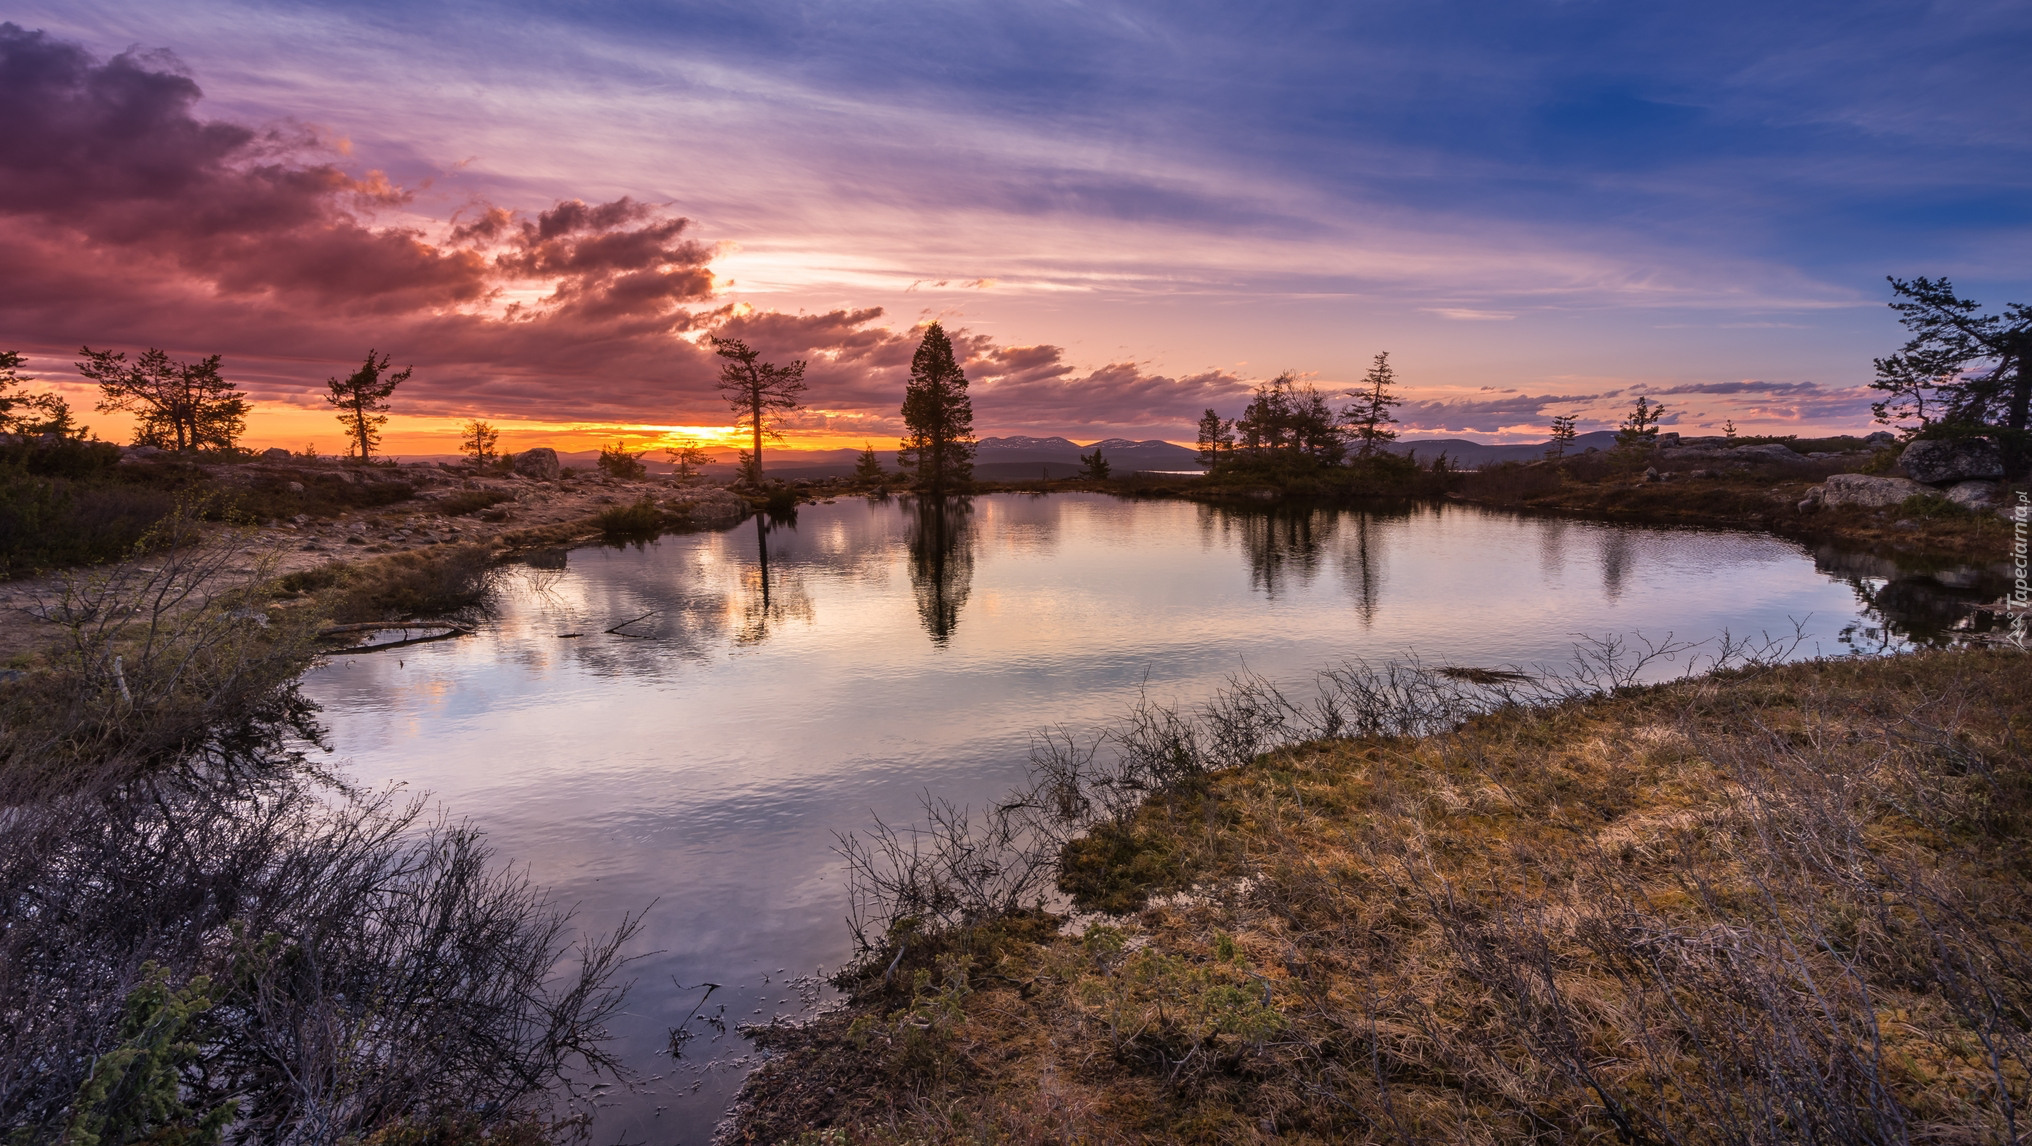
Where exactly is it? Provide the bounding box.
[3,3,2027,450]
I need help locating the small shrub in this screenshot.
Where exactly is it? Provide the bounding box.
[596,496,661,537]
[436,488,515,516]
[596,442,647,480]
[0,474,179,577]
[328,544,496,622]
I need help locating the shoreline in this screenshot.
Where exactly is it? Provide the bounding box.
[724,642,2032,1144]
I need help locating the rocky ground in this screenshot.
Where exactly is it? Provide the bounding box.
[0,448,752,665]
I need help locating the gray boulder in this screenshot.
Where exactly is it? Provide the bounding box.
[1863,430,1897,446]
[1731,442,1803,463]
[261,446,293,462]
[1801,473,1932,509]
[1945,480,2000,509]
[513,447,561,481]
[1901,437,2004,485]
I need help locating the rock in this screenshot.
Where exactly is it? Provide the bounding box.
[1863,430,1897,446]
[261,446,292,461]
[1801,472,1932,509]
[286,481,304,493]
[1901,437,2004,484]
[1658,446,1730,463]
[513,447,561,480]
[1945,480,2000,509]
[1643,466,1660,482]
[1730,442,1803,463]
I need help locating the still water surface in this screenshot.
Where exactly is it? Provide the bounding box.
[303,493,1965,1142]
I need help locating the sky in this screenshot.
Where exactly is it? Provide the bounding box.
[1,1,2028,454]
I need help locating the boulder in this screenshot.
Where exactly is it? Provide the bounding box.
[513,447,561,481]
[1801,472,1931,509]
[1901,437,2004,485]
[1730,442,1803,463]
[261,446,293,462]
[1863,430,1897,447]
[1945,480,2000,509]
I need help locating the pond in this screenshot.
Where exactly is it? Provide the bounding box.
[300,493,1996,1142]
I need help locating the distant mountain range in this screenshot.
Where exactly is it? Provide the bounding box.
[391,431,1623,476]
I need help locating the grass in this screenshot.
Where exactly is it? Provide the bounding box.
[732,645,2032,1145]
[435,488,516,516]
[277,542,497,623]
[595,495,662,537]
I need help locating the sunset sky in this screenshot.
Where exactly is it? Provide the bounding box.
[2,2,2027,455]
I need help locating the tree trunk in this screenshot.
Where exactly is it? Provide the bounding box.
[750,392,764,484]
[2008,334,2030,433]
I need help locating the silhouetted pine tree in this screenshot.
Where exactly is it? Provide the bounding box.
[712,337,807,485]
[898,323,974,489]
[1342,352,1400,458]
[80,347,247,452]
[1196,408,1234,470]
[853,444,886,482]
[324,350,412,462]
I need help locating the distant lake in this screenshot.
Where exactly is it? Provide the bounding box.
[301,493,1997,1142]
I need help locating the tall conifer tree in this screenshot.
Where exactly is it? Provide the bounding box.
[898,322,975,489]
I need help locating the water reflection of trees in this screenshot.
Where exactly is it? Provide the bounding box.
[906,495,976,645]
[1199,504,1401,616]
[737,511,816,645]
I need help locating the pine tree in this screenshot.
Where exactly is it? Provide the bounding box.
[1343,352,1401,458]
[1079,448,1111,479]
[460,419,499,465]
[1615,396,1668,451]
[898,322,975,490]
[667,439,712,480]
[853,444,886,482]
[712,337,807,485]
[1871,276,2031,433]
[1195,407,1234,471]
[1546,413,1578,458]
[81,346,247,452]
[325,350,412,462]
[0,350,80,439]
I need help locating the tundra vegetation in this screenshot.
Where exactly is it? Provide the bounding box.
[0,508,636,1144]
[734,639,2032,1146]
